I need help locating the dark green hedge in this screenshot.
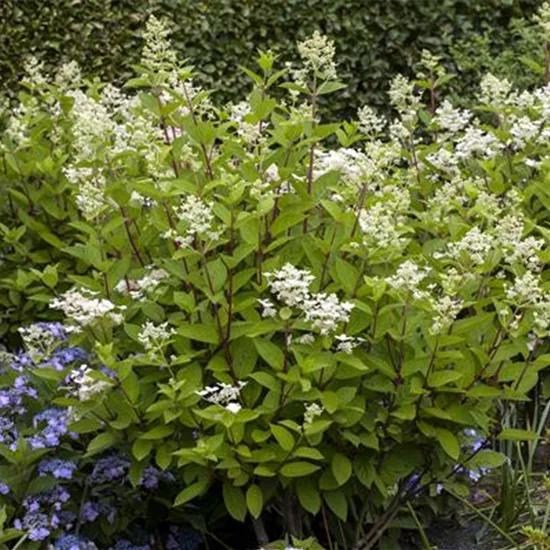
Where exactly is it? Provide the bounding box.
[0,0,541,116]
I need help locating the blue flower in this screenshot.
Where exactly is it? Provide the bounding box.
[0,482,9,495]
[137,466,174,490]
[165,526,201,550]
[91,456,130,484]
[28,408,70,449]
[110,541,150,550]
[54,534,98,550]
[38,459,77,480]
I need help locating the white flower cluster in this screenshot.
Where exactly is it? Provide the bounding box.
[304,403,323,425]
[67,90,116,162]
[55,61,82,88]
[229,101,262,144]
[114,268,168,300]
[496,215,543,271]
[296,31,337,80]
[389,74,418,114]
[66,365,111,402]
[386,261,430,301]
[504,271,550,335]
[265,264,315,307]
[436,227,495,266]
[535,2,550,40]
[264,264,353,334]
[302,293,355,335]
[430,296,463,334]
[357,105,386,136]
[168,195,219,245]
[433,100,472,134]
[335,334,365,354]
[479,73,512,107]
[22,56,47,88]
[313,148,369,186]
[358,190,410,250]
[141,15,178,72]
[504,271,542,306]
[50,288,126,329]
[454,127,503,160]
[138,321,176,354]
[18,324,59,357]
[196,382,247,414]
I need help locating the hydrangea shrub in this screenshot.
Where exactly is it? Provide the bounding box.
[1,13,550,550]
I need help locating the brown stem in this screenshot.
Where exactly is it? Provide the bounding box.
[120,206,145,267]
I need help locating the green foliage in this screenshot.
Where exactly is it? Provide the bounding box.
[0,0,543,117]
[2,15,550,548]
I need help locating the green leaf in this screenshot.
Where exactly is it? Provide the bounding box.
[331,453,352,486]
[223,484,247,522]
[469,450,507,469]
[68,417,103,434]
[498,429,538,441]
[246,485,263,519]
[428,370,463,387]
[324,489,348,520]
[132,439,153,461]
[86,432,116,456]
[177,324,219,344]
[270,424,294,451]
[174,478,210,506]
[280,462,321,478]
[254,338,284,371]
[435,429,460,460]
[141,425,174,440]
[296,477,321,515]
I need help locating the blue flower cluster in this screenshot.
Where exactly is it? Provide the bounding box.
[39,459,77,480]
[54,534,98,550]
[15,485,71,541]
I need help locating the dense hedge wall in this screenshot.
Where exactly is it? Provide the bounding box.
[0,0,541,115]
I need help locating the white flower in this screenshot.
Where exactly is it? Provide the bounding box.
[479,73,512,106]
[141,15,177,72]
[138,321,176,353]
[535,2,550,41]
[66,365,111,401]
[258,299,277,318]
[358,197,409,250]
[443,227,495,266]
[265,164,280,183]
[75,182,107,220]
[265,264,315,307]
[301,293,354,335]
[175,195,218,240]
[297,31,337,79]
[430,296,462,334]
[509,115,539,148]
[335,334,364,354]
[55,61,82,88]
[433,100,472,134]
[296,333,315,345]
[304,403,323,425]
[197,382,247,411]
[313,148,370,186]
[387,261,430,300]
[225,402,242,414]
[505,271,542,305]
[455,127,502,160]
[229,101,262,143]
[357,105,385,136]
[50,288,126,328]
[389,74,418,113]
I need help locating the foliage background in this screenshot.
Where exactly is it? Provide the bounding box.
[0,0,542,116]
